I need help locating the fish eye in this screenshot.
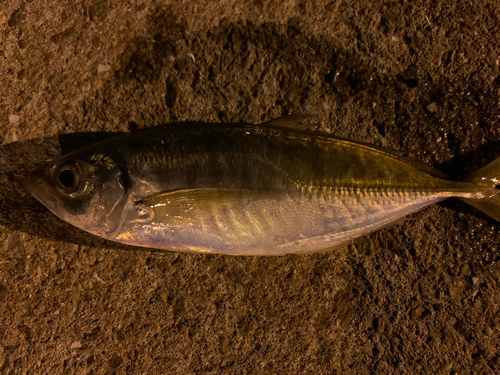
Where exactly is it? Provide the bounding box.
[59,169,74,188]
[56,165,81,195]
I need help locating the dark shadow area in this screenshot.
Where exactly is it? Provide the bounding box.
[58,132,125,155]
[436,139,500,179]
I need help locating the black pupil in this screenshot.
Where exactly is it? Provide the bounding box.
[59,169,75,188]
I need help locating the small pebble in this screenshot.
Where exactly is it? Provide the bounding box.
[8,234,20,249]
[97,64,111,73]
[70,341,82,349]
[9,114,20,123]
[426,102,438,113]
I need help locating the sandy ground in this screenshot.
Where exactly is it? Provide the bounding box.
[1,0,500,373]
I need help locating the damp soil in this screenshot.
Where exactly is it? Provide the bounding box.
[1,0,500,373]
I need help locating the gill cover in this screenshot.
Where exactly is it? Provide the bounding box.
[27,152,130,237]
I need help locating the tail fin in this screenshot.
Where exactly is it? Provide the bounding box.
[461,157,500,221]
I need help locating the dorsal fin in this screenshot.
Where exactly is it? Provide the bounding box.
[261,112,317,129]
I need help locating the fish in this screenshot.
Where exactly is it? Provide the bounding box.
[26,114,500,255]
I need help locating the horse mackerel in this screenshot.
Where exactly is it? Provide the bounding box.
[27,115,500,255]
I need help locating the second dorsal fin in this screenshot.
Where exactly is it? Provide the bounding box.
[261,112,317,130]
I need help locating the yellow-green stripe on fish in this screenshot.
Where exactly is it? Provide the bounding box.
[26,114,500,255]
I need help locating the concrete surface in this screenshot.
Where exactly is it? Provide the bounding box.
[1,0,500,373]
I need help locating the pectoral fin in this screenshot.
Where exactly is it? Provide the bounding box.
[136,188,270,225]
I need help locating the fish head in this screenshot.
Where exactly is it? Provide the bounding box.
[26,151,130,238]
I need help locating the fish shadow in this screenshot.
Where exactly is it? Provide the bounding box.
[436,139,500,178]
[58,132,125,155]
